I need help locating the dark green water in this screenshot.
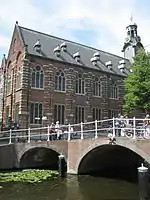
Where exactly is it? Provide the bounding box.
[0,176,139,200]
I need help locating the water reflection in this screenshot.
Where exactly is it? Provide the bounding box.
[0,176,139,200]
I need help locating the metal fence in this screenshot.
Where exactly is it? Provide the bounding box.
[0,117,150,145]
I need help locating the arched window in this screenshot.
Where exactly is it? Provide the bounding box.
[31,66,44,89]
[93,77,101,97]
[55,70,65,91]
[110,84,118,100]
[76,73,85,94]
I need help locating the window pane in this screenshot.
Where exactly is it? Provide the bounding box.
[59,76,62,91]
[35,103,38,124]
[40,72,44,88]
[82,80,84,94]
[99,109,101,120]
[32,71,35,87]
[62,105,65,124]
[93,108,95,121]
[58,105,61,123]
[62,77,65,91]
[54,105,57,123]
[79,79,81,93]
[99,83,101,96]
[82,107,84,122]
[30,103,34,123]
[36,71,40,88]
[95,83,98,96]
[96,109,98,120]
[39,104,43,124]
[78,107,81,123]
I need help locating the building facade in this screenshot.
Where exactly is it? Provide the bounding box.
[0,19,143,129]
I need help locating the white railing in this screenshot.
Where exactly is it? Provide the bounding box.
[0,117,150,145]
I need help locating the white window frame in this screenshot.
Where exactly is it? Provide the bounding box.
[75,106,85,123]
[54,70,66,92]
[75,73,85,95]
[54,104,65,124]
[31,66,44,89]
[93,77,102,97]
[109,84,119,100]
[29,102,43,124]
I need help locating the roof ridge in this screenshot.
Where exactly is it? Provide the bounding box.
[19,25,129,61]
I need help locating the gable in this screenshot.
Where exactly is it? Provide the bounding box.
[7,24,25,63]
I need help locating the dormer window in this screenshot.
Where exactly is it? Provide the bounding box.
[91,57,98,66]
[54,46,61,57]
[105,61,112,70]
[118,60,125,72]
[73,51,80,62]
[60,42,67,52]
[33,39,41,52]
[93,52,100,60]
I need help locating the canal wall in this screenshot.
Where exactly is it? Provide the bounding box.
[0,144,18,170]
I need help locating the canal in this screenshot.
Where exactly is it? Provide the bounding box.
[0,175,139,200]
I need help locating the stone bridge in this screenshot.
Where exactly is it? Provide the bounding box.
[0,137,150,176]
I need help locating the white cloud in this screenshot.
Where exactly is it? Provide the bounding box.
[0,35,10,48]
[0,0,150,59]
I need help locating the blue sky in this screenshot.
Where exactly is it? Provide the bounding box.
[1,0,150,60]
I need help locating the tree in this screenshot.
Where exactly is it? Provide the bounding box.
[124,49,150,114]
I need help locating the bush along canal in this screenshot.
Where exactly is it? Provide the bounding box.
[0,169,59,184]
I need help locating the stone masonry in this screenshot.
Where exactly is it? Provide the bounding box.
[0,137,150,173]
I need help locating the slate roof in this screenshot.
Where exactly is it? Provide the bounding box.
[18,25,131,76]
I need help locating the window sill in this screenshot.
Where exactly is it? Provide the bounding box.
[93,95,102,98]
[31,87,44,91]
[29,123,42,126]
[109,98,119,100]
[54,90,66,93]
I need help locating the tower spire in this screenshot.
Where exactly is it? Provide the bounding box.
[122,17,144,62]
[130,14,133,24]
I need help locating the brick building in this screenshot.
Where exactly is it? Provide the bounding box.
[0,19,143,129]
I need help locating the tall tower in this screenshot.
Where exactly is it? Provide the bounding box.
[122,16,144,62]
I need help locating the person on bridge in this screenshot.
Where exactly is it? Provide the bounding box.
[108,132,116,144]
[50,123,56,140]
[143,114,150,137]
[55,121,62,140]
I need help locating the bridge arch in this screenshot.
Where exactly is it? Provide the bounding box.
[76,140,149,181]
[18,144,67,170]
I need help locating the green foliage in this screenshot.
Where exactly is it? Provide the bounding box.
[124,49,150,114]
[0,170,59,183]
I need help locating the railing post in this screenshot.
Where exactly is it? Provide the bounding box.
[112,117,115,137]
[68,124,71,141]
[9,129,12,144]
[95,120,98,139]
[47,125,50,141]
[81,122,83,140]
[28,127,31,143]
[133,117,136,139]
